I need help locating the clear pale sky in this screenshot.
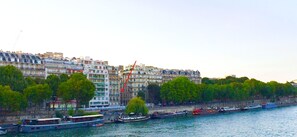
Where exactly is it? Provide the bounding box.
[0,0,297,83]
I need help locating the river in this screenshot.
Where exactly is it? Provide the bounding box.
[7,106,297,137]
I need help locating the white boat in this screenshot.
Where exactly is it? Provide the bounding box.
[243,105,262,110]
[116,115,150,123]
[219,107,240,112]
[0,127,7,135]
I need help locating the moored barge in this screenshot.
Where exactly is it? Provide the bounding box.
[20,114,104,133]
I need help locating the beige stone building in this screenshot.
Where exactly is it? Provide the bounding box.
[107,65,123,106]
[120,64,162,105]
[161,69,201,84]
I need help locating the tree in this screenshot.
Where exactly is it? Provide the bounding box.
[24,84,52,110]
[46,74,60,98]
[34,77,45,84]
[202,77,214,84]
[0,85,27,114]
[59,74,69,83]
[57,81,73,110]
[25,77,36,87]
[137,91,145,100]
[58,73,95,110]
[147,83,161,104]
[160,77,197,104]
[0,65,27,92]
[125,97,148,115]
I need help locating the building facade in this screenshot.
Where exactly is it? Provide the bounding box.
[120,64,162,105]
[64,59,84,75]
[43,58,67,78]
[0,51,45,78]
[37,52,63,60]
[161,69,201,84]
[107,65,123,106]
[82,57,110,107]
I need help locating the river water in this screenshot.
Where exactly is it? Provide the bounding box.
[8,106,297,137]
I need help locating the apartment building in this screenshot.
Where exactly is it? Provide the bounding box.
[43,58,67,78]
[82,57,110,107]
[107,65,123,106]
[120,64,162,105]
[0,51,45,78]
[161,69,201,84]
[37,52,63,60]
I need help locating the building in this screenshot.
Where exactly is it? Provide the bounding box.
[37,52,63,60]
[82,57,110,107]
[43,57,84,78]
[107,65,123,106]
[161,69,201,84]
[120,64,162,105]
[0,51,45,78]
[64,59,84,75]
[43,58,67,78]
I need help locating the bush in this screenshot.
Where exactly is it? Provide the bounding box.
[68,108,74,116]
[125,97,148,115]
[77,110,85,116]
[55,111,63,118]
[83,112,98,116]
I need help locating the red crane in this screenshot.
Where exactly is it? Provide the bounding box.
[120,61,137,92]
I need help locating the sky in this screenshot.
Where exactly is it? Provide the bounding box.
[0,0,297,83]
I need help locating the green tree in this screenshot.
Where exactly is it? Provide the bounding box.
[57,81,73,110]
[0,85,27,113]
[147,83,161,104]
[34,77,45,84]
[24,84,52,110]
[160,77,198,104]
[125,97,148,115]
[202,77,214,84]
[58,73,95,110]
[0,65,27,92]
[46,74,60,98]
[59,74,69,83]
[25,77,36,87]
[202,84,215,102]
[137,91,145,100]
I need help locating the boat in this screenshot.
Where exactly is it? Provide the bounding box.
[116,115,150,123]
[262,102,277,109]
[242,104,262,110]
[0,127,7,135]
[151,110,188,119]
[219,107,240,113]
[20,114,104,133]
[192,108,202,115]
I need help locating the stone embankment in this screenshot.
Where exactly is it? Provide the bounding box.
[0,110,55,124]
[149,97,297,114]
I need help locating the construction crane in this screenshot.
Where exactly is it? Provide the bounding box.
[120,61,137,92]
[13,30,23,50]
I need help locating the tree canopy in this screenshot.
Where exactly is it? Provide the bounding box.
[46,74,60,98]
[23,84,52,107]
[58,73,95,109]
[0,65,27,92]
[161,77,198,104]
[0,85,27,112]
[125,97,148,115]
[147,83,161,104]
[161,76,297,104]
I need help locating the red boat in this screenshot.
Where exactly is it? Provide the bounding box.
[192,108,202,115]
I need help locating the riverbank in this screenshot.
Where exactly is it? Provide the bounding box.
[103,97,297,123]
[2,97,297,134]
